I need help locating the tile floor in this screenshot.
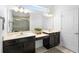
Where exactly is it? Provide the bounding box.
[36,46,73,53]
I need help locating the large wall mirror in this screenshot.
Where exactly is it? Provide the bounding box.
[7,5,54,33]
[12,11,30,32]
[8,9,30,32]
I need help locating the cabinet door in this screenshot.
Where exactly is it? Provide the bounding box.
[49,33,55,47]
[16,37,35,53]
[3,44,24,53]
[53,32,60,46]
[43,37,50,49]
[24,42,35,53]
[3,40,16,53]
[3,40,24,53]
[3,36,35,53]
[23,37,35,53]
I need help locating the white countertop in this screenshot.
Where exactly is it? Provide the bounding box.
[4,31,35,41]
[43,30,60,33]
[3,31,49,41]
[3,30,60,41]
[35,33,49,38]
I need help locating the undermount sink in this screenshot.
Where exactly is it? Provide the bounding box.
[15,32,34,36]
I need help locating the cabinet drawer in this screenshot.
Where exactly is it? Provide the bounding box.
[3,40,16,47]
[52,33,58,36]
[16,36,35,43]
[3,44,24,53]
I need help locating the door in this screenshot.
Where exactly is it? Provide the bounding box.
[61,6,78,52]
[73,7,79,52]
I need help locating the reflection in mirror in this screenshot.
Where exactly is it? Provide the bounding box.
[8,5,52,33]
[12,11,30,32]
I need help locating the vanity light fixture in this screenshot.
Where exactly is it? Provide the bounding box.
[19,7,24,12]
[44,9,53,17]
[24,9,32,13]
[12,6,19,12]
[12,6,32,13]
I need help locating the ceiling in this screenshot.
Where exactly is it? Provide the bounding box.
[11,5,55,13]
[39,5,55,13]
[20,5,49,13]
[39,5,54,9]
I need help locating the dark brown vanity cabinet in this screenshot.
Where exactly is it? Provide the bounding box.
[3,36,35,53]
[43,32,60,49]
[53,32,60,46]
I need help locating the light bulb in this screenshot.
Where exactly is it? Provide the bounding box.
[12,7,19,12]
[20,8,24,12]
[24,9,32,13]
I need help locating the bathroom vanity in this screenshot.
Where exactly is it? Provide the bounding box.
[43,30,60,49]
[3,30,60,53]
[3,31,36,53]
[3,36,35,53]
